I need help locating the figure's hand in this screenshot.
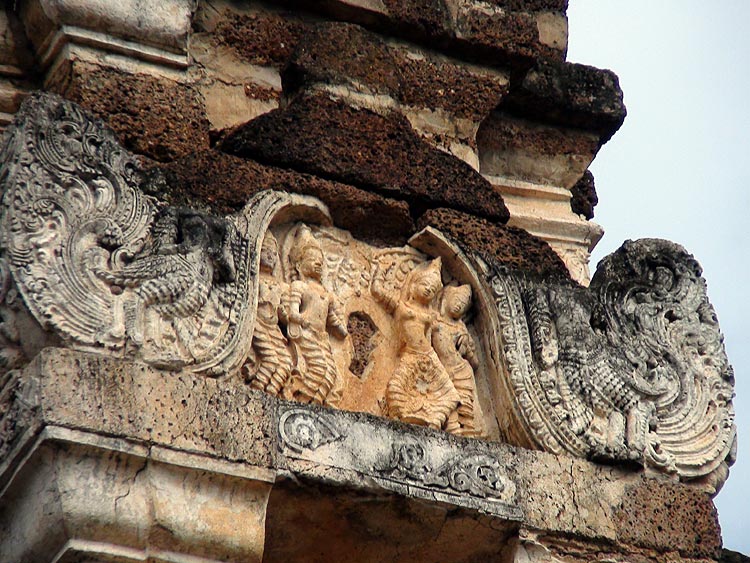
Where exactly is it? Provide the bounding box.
[289,314,309,329]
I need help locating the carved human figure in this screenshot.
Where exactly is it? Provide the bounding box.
[286,225,348,405]
[245,232,293,396]
[372,257,460,430]
[433,284,481,436]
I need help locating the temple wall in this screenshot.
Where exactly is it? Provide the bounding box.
[0,2,738,562]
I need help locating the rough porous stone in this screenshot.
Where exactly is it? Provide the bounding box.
[283,21,509,120]
[212,10,308,68]
[615,480,722,559]
[284,22,400,96]
[219,94,510,222]
[61,62,211,162]
[395,48,509,119]
[381,0,450,38]
[28,349,275,467]
[451,2,557,64]
[150,149,415,246]
[486,0,568,10]
[417,207,571,280]
[273,0,565,67]
[721,550,750,563]
[502,60,626,142]
[570,170,598,219]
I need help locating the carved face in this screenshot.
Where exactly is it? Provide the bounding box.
[412,268,442,304]
[445,286,472,319]
[260,235,278,272]
[298,246,324,280]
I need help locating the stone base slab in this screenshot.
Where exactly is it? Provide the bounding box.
[0,349,722,562]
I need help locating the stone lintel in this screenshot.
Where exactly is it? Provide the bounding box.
[0,348,723,562]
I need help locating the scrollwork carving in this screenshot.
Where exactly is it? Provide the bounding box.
[278,408,343,453]
[376,438,513,501]
[487,239,735,486]
[0,93,735,491]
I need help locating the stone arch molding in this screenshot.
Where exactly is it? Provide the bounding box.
[0,93,735,489]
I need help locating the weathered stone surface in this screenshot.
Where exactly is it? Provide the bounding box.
[722,550,750,563]
[60,62,210,162]
[220,94,510,222]
[266,0,566,68]
[283,21,509,120]
[449,0,559,63]
[486,0,568,10]
[616,480,721,559]
[570,170,598,219]
[0,94,735,495]
[0,433,274,563]
[285,22,400,96]
[21,349,275,467]
[152,149,415,246]
[477,111,601,188]
[211,10,308,68]
[394,47,509,119]
[417,207,571,280]
[0,347,728,562]
[502,60,627,142]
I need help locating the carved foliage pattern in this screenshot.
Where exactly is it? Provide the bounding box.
[488,239,735,481]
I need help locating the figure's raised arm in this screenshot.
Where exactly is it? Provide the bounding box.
[370,262,398,313]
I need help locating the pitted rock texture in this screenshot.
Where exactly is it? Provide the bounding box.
[382,0,450,38]
[452,4,548,62]
[219,94,510,223]
[486,0,568,10]
[721,550,750,563]
[478,111,600,157]
[570,170,598,219]
[502,61,626,142]
[30,349,275,467]
[150,149,415,246]
[417,208,570,280]
[212,11,308,68]
[61,63,210,162]
[615,480,722,559]
[394,49,508,120]
[284,21,509,120]
[285,22,400,96]
[209,0,565,73]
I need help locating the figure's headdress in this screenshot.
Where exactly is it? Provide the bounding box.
[441,284,472,316]
[261,231,278,253]
[404,257,443,301]
[289,224,323,276]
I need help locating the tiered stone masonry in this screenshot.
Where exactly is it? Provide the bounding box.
[0,2,738,562]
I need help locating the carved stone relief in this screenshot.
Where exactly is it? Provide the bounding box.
[0,93,735,490]
[276,402,520,519]
[240,221,488,435]
[485,240,736,488]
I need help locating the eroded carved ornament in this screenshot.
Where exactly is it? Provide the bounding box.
[0,93,735,491]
